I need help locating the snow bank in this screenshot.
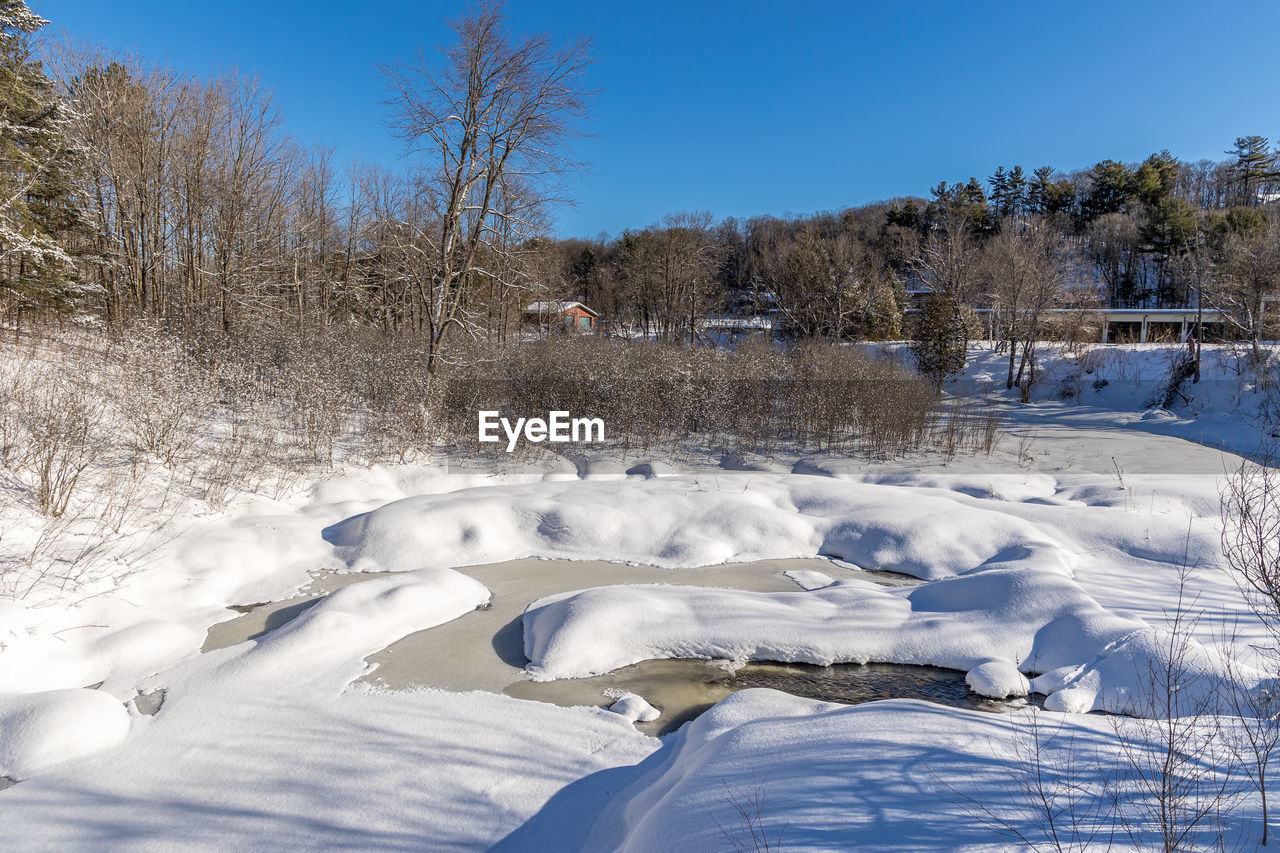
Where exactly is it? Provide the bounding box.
[0,688,130,779]
[523,558,1235,715]
[0,686,657,851]
[210,568,491,688]
[313,465,1257,716]
[323,474,1066,581]
[579,690,1250,852]
[0,564,655,850]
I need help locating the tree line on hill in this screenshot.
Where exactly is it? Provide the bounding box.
[2,1,1279,388]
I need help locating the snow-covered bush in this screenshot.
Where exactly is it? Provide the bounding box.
[15,373,105,518]
[114,326,212,468]
[434,335,995,459]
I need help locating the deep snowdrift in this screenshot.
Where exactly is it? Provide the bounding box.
[319,470,1249,715]
[520,546,1232,715]
[568,690,1251,852]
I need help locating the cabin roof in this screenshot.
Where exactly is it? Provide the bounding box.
[524,301,598,317]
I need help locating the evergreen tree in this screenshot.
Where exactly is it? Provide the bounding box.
[570,245,596,292]
[989,165,1028,220]
[1227,135,1280,206]
[886,199,921,230]
[928,178,992,234]
[910,289,968,388]
[1132,151,1180,208]
[1006,165,1027,216]
[1028,166,1075,216]
[0,0,84,317]
[988,166,1009,216]
[1082,160,1134,221]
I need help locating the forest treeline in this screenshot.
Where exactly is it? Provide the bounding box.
[2,2,1279,381]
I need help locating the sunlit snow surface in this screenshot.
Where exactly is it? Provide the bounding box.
[0,343,1275,850]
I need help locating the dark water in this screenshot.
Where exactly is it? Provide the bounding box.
[733,661,1026,714]
[506,658,1029,737]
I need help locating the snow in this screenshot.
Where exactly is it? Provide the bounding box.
[783,568,836,590]
[198,567,492,689]
[0,688,131,779]
[0,686,657,851]
[0,561,652,850]
[521,568,1234,715]
[607,692,661,723]
[575,690,1253,852]
[1,340,1276,848]
[949,341,1280,462]
[966,659,1031,698]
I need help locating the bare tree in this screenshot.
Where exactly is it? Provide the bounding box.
[1220,630,1280,846]
[207,72,294,333]
[981,218,1074,398]
[1210,220,1280,367]
[1110,555,1240,852]
[382,2,593,373]
[1221,454,1280,638]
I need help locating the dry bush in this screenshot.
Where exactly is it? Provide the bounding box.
[284,355,349,466]
[114,325,212,468]
[0,356,31,467]
[14,374,106,517]
[196,412,283,510]
[436,336,997,459]
[1,320,1004,536]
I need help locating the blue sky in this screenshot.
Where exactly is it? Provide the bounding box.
[40,1,1280,238]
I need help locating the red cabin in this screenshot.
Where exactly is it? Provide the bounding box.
[522,301,598,333]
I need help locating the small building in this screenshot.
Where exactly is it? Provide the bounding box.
[699,313,779,345]
[523,301,598,333]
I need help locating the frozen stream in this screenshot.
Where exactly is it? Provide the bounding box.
[203,557,1018,736]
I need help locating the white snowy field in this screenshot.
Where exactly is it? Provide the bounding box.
[1,341,1278,850]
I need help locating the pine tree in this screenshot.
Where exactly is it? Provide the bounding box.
[929,179,992,234]
[1006,165,1027,217]
[570,245,596,291]
[988,166,1010,216]
[988,165,1028,220]
[885,199,921,230]
[910,289,968,388]
[0,0,84,318]
[1132,151,1180,208]
[1028,166,1075,216]
[1082,160,1134,221]
[1227,135,1280,206]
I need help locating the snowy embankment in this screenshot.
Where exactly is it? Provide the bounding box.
[522,573,1177,714]
[319,468,1252,715]
[952,341,1280,458]
[2,456,1254,782]
[0,341,1273,848]
[556,690,1250,852]
[0,555,657,849]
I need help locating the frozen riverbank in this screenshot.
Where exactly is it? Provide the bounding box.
[0,342,1275,849]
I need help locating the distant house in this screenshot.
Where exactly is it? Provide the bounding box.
[523,301,598,333]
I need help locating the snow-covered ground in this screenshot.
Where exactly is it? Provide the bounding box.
[0,341,1276,850]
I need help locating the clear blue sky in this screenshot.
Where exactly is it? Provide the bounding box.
[39,0,1280,238]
